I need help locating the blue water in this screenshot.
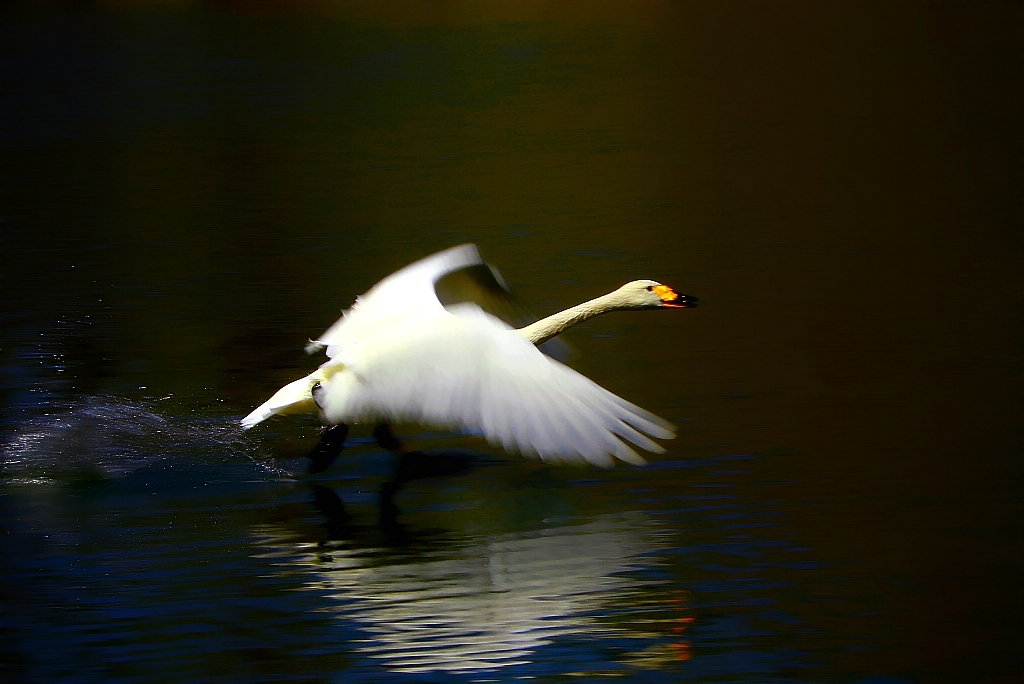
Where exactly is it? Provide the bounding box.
[2,3,1021,682]
[1,398,817,683]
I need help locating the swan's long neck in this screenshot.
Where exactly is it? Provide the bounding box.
[517,290,632,346]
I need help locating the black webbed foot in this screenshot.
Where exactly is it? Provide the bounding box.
[307,423,349,473]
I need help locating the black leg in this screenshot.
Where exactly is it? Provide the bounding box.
[373,423,405,453]
[307,423,349,473]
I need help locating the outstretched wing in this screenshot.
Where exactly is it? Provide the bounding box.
[434,262,571,361]
[310,244,486,357]
[317,307,674,467]
[309,243,567,359]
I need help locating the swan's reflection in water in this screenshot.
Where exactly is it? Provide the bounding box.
[252,454,687,675]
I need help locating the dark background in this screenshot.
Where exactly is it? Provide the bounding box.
[1,2,1021,682]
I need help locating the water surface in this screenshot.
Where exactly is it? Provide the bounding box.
[1,2,1021,682]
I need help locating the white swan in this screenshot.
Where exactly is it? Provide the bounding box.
[241,244,697,467]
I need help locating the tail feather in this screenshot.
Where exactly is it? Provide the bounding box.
[241,371,323,430]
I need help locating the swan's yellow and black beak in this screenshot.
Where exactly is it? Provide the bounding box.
[654,285,698,309]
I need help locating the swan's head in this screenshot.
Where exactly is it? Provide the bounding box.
[616,280,698,310]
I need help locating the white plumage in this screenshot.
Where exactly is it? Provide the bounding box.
[242,244,696,467]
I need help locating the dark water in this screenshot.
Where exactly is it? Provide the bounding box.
[2,2,1021,682]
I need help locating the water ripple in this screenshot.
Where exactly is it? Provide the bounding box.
[254,514,677,675]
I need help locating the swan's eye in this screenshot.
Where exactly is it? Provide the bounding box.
[646,285,653,291]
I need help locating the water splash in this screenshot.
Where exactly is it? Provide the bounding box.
[0,395,284,484]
